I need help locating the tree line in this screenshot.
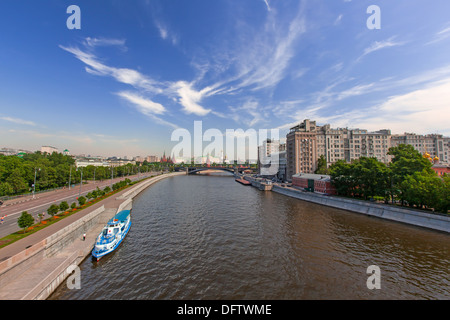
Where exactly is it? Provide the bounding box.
[17,178,134,233]
[0,152,160,197]
[325,145,449,214]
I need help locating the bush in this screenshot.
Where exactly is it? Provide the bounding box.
[78,196,86,206]
[47,204,59,217]
[17,211,34,233]
[59,201,69,212]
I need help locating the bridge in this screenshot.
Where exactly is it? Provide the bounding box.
[174,166,256,175]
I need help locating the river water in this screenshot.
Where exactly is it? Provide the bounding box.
[49,174,449,300]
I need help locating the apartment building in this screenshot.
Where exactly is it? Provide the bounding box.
[316,126,391,167]
[391,133,449,165]
[286,119,319,179]
[286,119,392,180]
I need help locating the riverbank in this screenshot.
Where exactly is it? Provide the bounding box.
[0,172,184,300]
[271,184,450,234]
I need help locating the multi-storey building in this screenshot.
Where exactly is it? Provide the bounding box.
[286,119,319,179]
[286,119,392,180]
[391,133,449,165]
[316,126,391,167]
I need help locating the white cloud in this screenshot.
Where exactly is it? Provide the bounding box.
[154,20,178,45]
[173,81,211,116]
[116,91,166,115]
[59,45,162,94]
[84,37,127,49]
[426,25,450,45]
[361,36,405,58]
[262,0,271,12]
[0,116,37,126]
[334,14,343,26]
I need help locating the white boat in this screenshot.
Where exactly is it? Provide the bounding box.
[91,209,131,261]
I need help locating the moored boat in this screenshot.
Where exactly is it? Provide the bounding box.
[235,178,251,185]
[91,209,131,261]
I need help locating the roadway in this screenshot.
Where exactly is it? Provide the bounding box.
[0,172,160,238]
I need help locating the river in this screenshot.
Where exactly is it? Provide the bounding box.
[49,174,450,300]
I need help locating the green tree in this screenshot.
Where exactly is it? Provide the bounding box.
[315,155,328,174]
[0,182,13,196]
[329,160,356,197]
[6,168,28,194]
[78,196,86,206]
[388,144,434,205]
[18,211,34,233]
[71,202,77,209]
[59,201,69,212]
[47,204,59,217]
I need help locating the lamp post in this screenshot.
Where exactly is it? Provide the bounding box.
[77,167,83,197]
[69,165,72,190]
[32,167,40,199]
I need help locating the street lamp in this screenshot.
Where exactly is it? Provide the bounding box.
[32,167,40,199]
[69,165,72,190]
[77,167,83,197]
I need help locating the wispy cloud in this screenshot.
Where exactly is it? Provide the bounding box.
[59,45,162,94]
[334,14,343,26]
[426,24,450,45]
[154,19,178,45]
[84,37,127,50]
[116,91,166,115]
[361,36,405,57]
[0,116,37,126]
[172,81,211,116]
[277,67,450,135]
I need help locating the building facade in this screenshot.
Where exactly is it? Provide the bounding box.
[41,146,58,154]
[286,119,392,180]
[391,133,449,165]
[286,119,318,180]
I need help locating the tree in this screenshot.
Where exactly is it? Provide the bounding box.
[59,201,69,212]
[78,196,86,206]
[388,144,434,206]
[47,204,59,217]
[0,182,13,196]
[315,155,328,174]
[71,202,77,209]
[18,211,34,233]
[6,168,28,194]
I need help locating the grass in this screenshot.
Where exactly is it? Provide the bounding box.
[0,175,154,250]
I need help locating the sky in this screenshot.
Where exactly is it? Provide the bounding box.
[0,0,450,159]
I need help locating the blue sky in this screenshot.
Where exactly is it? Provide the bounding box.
[0,0,450,158]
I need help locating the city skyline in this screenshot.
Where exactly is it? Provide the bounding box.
[1,1,450,157]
